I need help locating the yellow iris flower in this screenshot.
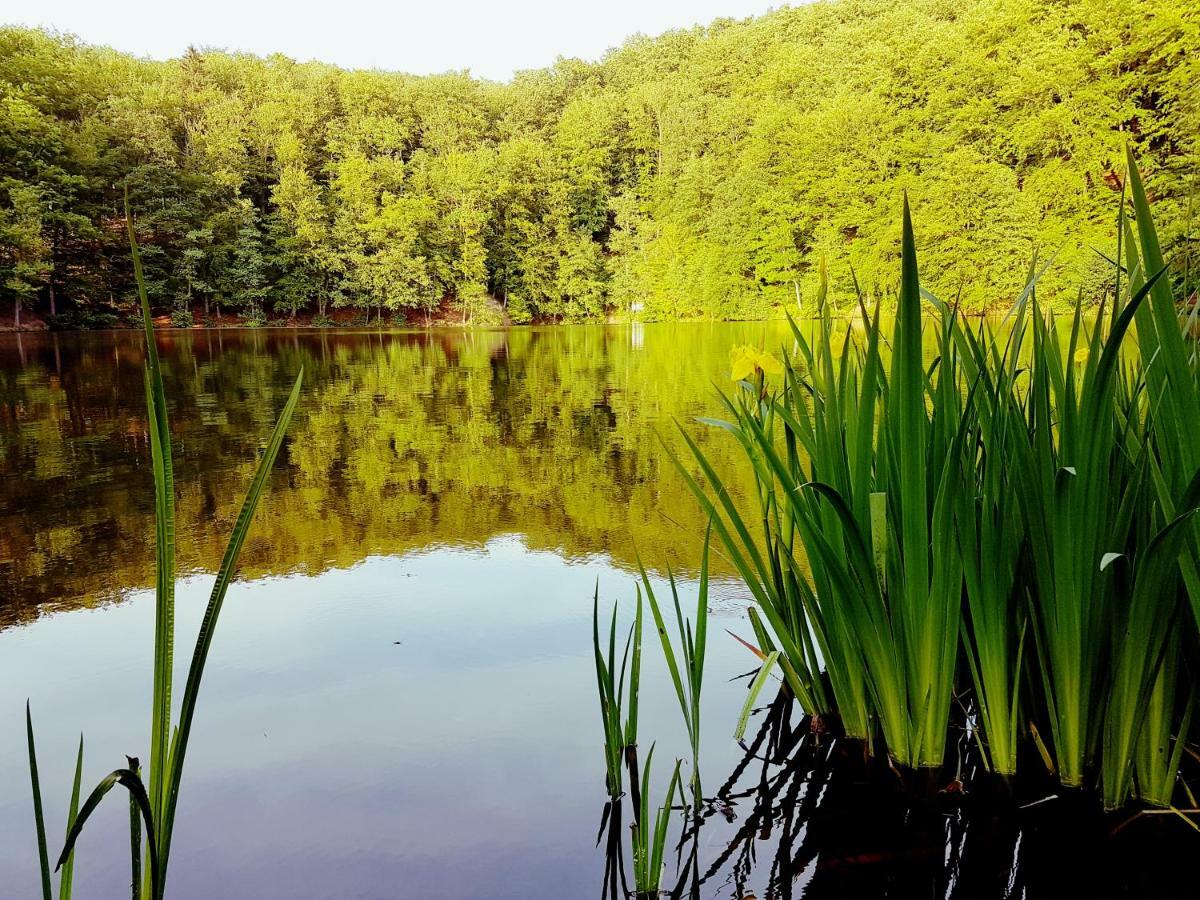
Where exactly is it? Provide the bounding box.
[730,346,783,381]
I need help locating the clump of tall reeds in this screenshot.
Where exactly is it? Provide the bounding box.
[679,152,1199,811]
[26,207,303,898]
[593,584,643,800]
[637,531,710,810]
[593,562,707,899]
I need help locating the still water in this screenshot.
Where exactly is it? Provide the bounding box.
[1,324,1184,899]
[0,324,780,899]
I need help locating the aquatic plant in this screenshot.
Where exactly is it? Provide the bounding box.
[676,153,1200,802]
[669,369,837,729]
[637,531,709,809]
[26,704,83,900]
[679,201,969,768]
[952,312,1029,775]
[629,745,683,900]
[26,209,303,898]
[592,585,643,799]
[1121,148,1200,638]
[1133,637,1194,809]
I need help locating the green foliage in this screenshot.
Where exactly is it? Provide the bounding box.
[25,705,83,900]
[1,0,1197,326]
[681,157,1200,804]
[593,586,642,799]
[46,309,120,330]
[629,746,682,899]
[637,534,708,808]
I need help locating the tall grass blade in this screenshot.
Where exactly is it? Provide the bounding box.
[127,201,176,840]
[59,734,83,900]
[26,702,52,900]
[156,369,303,889]
[628,744,682,898]
[42,205,303,899]
[734,651,780,741]
[638,533,708,808]
[593,585,642,800]
[129,764,141,900]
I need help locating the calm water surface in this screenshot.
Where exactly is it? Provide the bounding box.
[3,323,1180,900]
[0,324,781,899]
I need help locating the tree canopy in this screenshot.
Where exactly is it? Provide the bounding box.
[0,0,1196,325]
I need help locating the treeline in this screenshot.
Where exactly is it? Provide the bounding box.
[0,0,1196,326]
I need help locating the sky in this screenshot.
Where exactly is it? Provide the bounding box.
[1,0,786,81]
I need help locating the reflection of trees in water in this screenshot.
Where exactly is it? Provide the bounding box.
[0,324,785,625]
[598,688,1196,899]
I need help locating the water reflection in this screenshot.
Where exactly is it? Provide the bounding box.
[7,320,1167,900]
[597,688,1196,899]
[1,539,762,898]
[0,324,786,626]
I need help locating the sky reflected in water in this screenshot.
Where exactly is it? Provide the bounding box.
[0,325,773,898]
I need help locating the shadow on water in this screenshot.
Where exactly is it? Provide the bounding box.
[600,688,1197,899]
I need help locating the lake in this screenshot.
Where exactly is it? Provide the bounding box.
[1,324,1188,899]
[0,324,782,898]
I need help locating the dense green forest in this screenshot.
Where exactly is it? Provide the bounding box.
[0,0,1196,327]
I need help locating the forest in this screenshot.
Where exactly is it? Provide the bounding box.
[0,0,1196,327]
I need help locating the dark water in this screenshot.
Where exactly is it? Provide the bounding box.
[0,325,1190,899]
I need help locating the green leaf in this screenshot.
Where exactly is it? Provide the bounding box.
[55,762,160,900]
[26,702,52,900]
[59,734,84,900]
[734,651,780,741]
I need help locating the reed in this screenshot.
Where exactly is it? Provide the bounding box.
[1015,302,1136,789]
[592,584,642,799]
[678,201,969,768]
[1122,147,1200,638]
[1133,637,1194,808]
[637,531,708,809]
[674,153,1199,803]
[953,313,1028,775]
[670,386,836,725]
[629,745,683,900]
[27,206,303,898]
[26,704,83,900]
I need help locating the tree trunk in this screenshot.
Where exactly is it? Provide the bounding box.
[49,281,57,317]
[14,297,20,329]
